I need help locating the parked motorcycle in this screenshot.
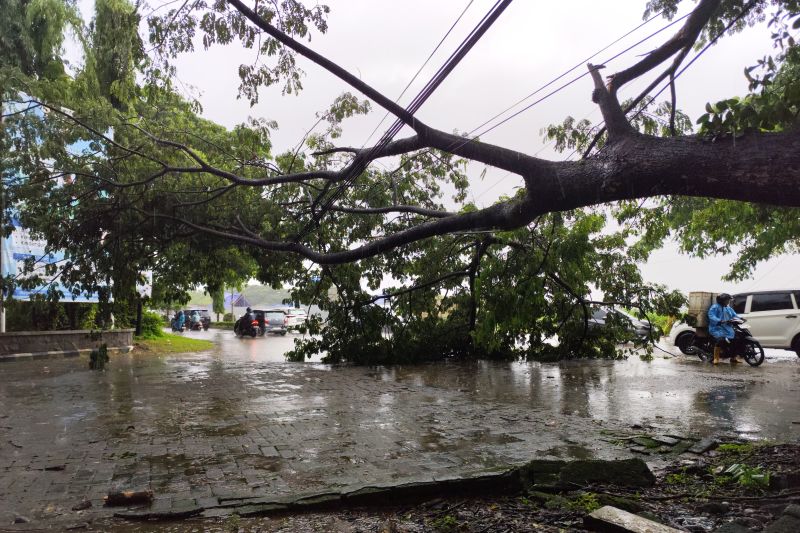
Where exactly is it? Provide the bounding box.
[233,315,259,338]
[686,318,765,367]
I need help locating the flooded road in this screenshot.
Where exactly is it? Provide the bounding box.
[1,329,799,527]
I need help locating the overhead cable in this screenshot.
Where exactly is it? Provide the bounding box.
[360,0,476,149]
[299,0,513,238]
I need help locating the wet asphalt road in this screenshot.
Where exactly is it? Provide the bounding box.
[1,329,799,527]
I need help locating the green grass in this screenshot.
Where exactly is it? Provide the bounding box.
[717,443,755,455]
[134,333,214,353]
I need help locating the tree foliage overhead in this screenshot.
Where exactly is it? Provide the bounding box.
[2,0,799,359]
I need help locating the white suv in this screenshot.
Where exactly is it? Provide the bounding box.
[264,307,308,330]
[670,290,800,357]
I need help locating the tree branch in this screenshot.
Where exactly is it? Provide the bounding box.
[225,0,430,133]
[132,128,800,264]
[607,0,722,95]
[588,63,635,138]
[330,205,453,218]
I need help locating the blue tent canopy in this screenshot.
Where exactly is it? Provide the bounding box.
[223,292,251,307]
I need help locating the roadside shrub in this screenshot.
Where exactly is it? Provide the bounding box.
[138,310,165,339]
[643,313,676,336]
[79,306,98,329]
[223,312,235,322]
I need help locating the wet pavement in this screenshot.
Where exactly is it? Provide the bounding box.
[1,329,799,527]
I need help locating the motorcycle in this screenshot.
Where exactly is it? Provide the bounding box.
[686,317,765,367]
[234,315,259,338]
[170,313,186,332]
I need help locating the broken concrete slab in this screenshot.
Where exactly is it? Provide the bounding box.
[560,459,656,488]
[235,503,289,517]
[689,438,718,454]
[652,435,680,446]
[671,440,694,454]
[113,504,203,520]
[632,436,660,448]
[628,446,651,455]
[517,459,567,488]
[584,505,682,532]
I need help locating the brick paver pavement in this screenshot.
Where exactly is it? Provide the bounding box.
[2,332,799,527]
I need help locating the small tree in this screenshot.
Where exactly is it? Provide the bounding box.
[211,286,225,322]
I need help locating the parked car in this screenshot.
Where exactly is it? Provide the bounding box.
[669,290,800,357]
[588,307,655,341]
[253,309,288,335]
[183,309,211,331]
[264,307,307,330]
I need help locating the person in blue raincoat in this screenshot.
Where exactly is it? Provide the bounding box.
[708,293,742,365]
[172,310,186,332]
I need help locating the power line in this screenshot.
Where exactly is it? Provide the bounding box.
[467,8,680,141]
[470,10,690,141]
[466,10,692,202]
[300,0,513,238]
[398,8,691,201]
[360,0,476,149]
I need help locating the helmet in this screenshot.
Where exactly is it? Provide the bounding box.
[716,293,732,305]
[246,307,252,312]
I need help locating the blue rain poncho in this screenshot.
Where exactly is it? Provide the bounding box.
[708,303,738,339]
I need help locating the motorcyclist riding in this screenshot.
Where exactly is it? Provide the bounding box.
[172,310,185,332]
[708,293,742,365]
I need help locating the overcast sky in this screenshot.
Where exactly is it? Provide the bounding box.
[77,0,800,294]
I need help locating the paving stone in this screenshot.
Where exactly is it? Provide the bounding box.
[235,503,289,516]
[584,505,682,532]
[671,440,694,455]
[631,436,660,448]
[3,344,800,528]
[652,435,680,446]
[628,446,651,455]
[689,438,718,454]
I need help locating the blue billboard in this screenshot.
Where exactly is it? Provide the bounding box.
[1,218,105,303]
[2,100,108,303]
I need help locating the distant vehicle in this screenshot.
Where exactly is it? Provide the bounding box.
[234,311,260,338]
[183,309,211,331]
[255,309,288,335]
[669,290,800,357]
[588,307,654,341]
[264,307,307,330]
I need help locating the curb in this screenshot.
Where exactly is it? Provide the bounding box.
[0,345,134,362]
